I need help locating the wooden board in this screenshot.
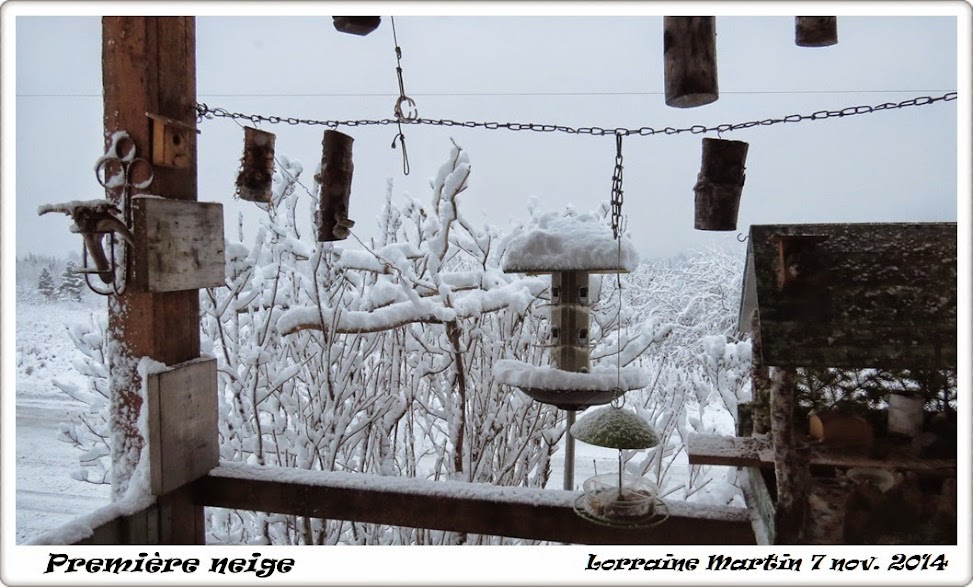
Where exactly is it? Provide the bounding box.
[687,433,956,476]
[131,197,225,292]
[739,467,775,545]
[147,358,219,495]
[737,223,956,369]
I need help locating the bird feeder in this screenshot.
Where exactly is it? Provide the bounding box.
[693,137,749,231]
[235,126,276,203]
[495,211,646,410]
[663,16,719,108]
[315,129,356,242]
[333,16,382,36]
[795,17,838,47]
[571,404,668,526]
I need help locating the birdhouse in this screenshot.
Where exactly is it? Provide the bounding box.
[315,129,356,242]
[693,138,749,231]
[146,112,198,169]
[663,17,719,108]
[494,211,645,410]
[236,126,276,203]
[571,405,667,526]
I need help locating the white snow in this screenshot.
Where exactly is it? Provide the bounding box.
[570,406,660,449]
[502,210,639,273]
[493,359,649,391]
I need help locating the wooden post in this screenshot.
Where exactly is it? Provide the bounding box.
[795,17,838,47]
[769,366,809,543]
[316,129,355,241]
[693,138,748,231]
[102,16,205,544]
[663,17,719,108]
[750,309,771,434]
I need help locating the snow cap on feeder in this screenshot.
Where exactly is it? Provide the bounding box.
[333,16,381,36]
[663,17,719,108]
[493,360,650,411]
[315,129,356,242]
[501,211,639,274]
[235,126,276,203]
[796,16,838,47]
[693,137,749,231]
[571,405,660,450]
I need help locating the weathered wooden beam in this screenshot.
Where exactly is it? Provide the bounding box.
[770,367,808,544]
[196,464,755,545]
[687,433,957,476]
[738,467,775,545]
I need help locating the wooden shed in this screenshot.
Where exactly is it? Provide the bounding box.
[689,222,957,545]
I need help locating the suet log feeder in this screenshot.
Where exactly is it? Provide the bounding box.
[663,17,719,108]
[796,17,838,47]
[494,211,646,410]
[315,129,356,242]
[236,126,276,203]
[571,405,668,526]
[333,16,381,36]
[693,137,749,231]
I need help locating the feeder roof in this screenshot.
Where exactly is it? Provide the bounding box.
[493,359,649,392]
[571,406,660,449]
[502,211,639,274]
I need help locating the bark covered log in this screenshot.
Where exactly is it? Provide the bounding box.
[663,17,719,108]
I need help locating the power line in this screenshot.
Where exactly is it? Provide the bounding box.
[16,89,957,99]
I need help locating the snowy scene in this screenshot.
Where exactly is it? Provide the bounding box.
[5,7,967,587]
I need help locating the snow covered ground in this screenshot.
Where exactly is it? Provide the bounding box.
[15,301,111,544]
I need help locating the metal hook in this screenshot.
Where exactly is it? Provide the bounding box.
[395,95,418,121]
[736,232,749,242]
[391,130,411,175]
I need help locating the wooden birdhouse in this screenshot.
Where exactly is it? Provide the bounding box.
[689,222,957,545]
[147,112,198,169]
[495,211,646,410]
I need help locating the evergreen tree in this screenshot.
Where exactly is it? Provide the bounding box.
[37,267,56,300]
[58,262,86,301]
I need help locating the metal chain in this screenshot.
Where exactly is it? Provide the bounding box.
[610,134,625,239]
[390,16,415,175]
[196,91,956,137]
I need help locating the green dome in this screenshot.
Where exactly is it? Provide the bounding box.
[570,406,659,449]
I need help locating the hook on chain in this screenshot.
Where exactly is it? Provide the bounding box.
[391,123,411,175]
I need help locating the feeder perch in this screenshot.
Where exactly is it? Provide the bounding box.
[236,126,276,203]
[496,211,642,410]
[693,137,748,231]
[333,16,382,36]
[146,112,199,169]
[315,129,356,242]
[663,17,719,108]
[796,17,838,47]
[571,405,668,527]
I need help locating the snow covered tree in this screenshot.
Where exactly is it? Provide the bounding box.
[58,262,86,301]
[37,267,56,300]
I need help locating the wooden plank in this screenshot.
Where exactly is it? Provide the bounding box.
[688,433,957,476]
[131,198,225,292]
[195,464,755,545]
[147,358,219,495]
[739,467,775,545]
[739,222,957,368]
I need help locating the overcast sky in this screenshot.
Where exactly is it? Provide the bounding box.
[11,9,963,262]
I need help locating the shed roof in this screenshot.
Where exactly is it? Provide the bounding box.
[737,222,956,369]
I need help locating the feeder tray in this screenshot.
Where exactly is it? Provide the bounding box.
[516,387,624,411]
[493,360,650,411]
[574,474,669,528]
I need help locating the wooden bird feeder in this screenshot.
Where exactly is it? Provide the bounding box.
[333,16,382,36]
[235,126,276,203]
[663,17,719,108]
[796,17,838,47]
[146,112,199,169]
[693,137,749,231]
[496,212,644,410]
[315,129,356,242]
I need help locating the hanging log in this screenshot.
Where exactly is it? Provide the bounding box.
[663,16,719,108]
[235,126,275,203]
[315,129,355,242]
[333,16,381,36]
[795,17,838,47]
[693,137,748,231]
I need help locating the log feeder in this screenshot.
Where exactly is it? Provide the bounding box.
[236,126,276,203]
[796,17,838,47]
[693,137,749,231]
[316,129,356,242]
[663,16,719,108]
[333,16,382,36]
